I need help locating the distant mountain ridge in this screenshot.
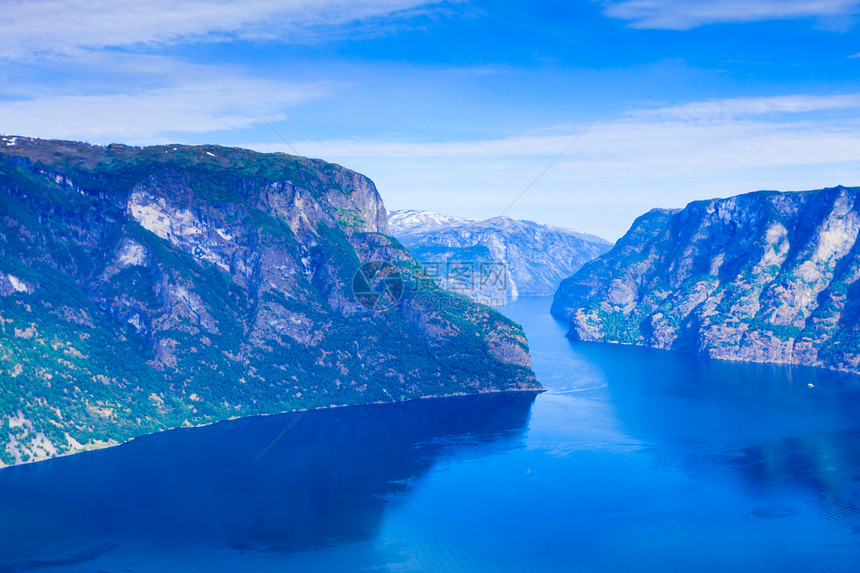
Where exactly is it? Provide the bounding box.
[0,136,539,467]
[389,210,609,246]
[388,210,612,304]
[552,185,860,375]
[387,210,475,243]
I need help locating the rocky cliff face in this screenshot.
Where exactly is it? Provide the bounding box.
[0,136,539,466]
[552,186,860,374]
[389,210,612,305]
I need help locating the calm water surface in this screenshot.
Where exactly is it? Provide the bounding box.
[2,296,860,572]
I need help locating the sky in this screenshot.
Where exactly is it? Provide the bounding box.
[2,0,860,240]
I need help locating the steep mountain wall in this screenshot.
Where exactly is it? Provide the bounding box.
[552,186,860,374]
[0,137,539,466]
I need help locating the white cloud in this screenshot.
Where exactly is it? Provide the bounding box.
[0,0,444,60]
[264,107,860,177]
[0,77,329,143]
[633,93,860,120]
[601,0,860,29]
[247,92,860,178]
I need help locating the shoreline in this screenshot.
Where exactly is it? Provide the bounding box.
[563,334,860,380]
[0,386,545,471]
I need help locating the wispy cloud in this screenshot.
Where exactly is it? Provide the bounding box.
[632,93,860,120]
[243,92,860,171]
[0,0,447,60]
[0,77,329,143]
[275,116,860,173]
[601,0,860,30]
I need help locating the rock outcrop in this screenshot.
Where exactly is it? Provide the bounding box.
[552,186,860,374]
[0,136,539,466]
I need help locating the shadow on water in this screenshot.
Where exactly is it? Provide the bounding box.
[572,340,860,522]
[0,392,538,568]
[578,340,860,440]
[0,543,117,572]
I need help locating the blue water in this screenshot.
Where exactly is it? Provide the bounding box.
[3,296,860,572]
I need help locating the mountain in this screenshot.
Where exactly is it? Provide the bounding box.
[387,210,475,243]
[552,185,860,374]
[388,210,612,305]
[0,136,540,467]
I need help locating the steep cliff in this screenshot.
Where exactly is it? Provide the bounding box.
[552,186,860,374]
[0,136,539,466]
[389,210,612,304]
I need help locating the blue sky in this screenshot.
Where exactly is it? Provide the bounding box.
[2,0,860,239]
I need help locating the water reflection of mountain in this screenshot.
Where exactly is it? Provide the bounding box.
[589,341,860,522]
[0,392,537,566]
[723,427,860,500]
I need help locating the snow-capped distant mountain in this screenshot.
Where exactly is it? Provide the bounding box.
[388,210,613,305]
[389,210,609,247]
[387,210,475,243]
